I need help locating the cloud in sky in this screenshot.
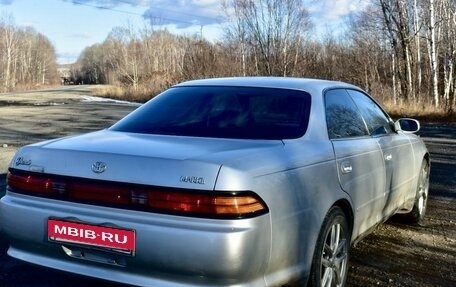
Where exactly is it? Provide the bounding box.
[65,0,223,28]
[70,0,150,8]
[308,0,369,22]
[65,0,366,32]
[305,0,369,36]
[143,0,223,28]
[140,0,367,31]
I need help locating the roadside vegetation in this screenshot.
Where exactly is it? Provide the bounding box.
[2,1,456,121]
[0,15,59,92]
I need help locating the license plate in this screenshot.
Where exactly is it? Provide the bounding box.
[48,218,136,255]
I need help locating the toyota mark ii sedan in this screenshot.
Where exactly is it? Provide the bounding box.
[0,77,429,287]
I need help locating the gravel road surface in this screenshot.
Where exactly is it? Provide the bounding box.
[0,86,455,287]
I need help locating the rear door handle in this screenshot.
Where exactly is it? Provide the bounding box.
[385,153,393,161]
[341,161,353,174]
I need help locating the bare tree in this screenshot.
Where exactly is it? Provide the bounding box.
[440,0,456,110]
[0,15,19,91]
[378,0,416,102]
[427,0,439,107]
[105,24,143,90]
[413,0,422,97]
[223,0,312,76]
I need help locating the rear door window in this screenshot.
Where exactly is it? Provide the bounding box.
[324,89,369,139]
[346,89,394,136]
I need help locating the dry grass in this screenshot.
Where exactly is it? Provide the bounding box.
[382,99,456,122]
[367,84,455,122]
[91,85,158,103]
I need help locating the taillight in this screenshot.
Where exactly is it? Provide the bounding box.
[147,192,266,216]
[7,172,54,195]
[7,169,268,219]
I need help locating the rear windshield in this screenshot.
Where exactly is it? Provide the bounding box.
[110,86,311,140]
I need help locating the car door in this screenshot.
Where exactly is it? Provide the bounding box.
[325,89,386,238]
[346,89,415,218]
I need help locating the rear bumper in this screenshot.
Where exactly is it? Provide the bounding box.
[0,191,271,287]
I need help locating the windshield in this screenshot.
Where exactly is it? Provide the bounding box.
[110,86,311,140]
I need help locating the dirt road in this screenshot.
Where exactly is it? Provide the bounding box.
[0,86,455,287]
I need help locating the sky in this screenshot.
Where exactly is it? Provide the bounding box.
[0,0,369,64]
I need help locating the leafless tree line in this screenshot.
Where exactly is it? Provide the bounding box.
[375,0,456,110]
[73,0,455,112]
[0,15,59,92]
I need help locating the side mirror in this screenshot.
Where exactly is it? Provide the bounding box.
[394,118,420,133]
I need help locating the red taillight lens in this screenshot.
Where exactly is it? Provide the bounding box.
[69,181,131,205]
[7,169,268,219]
[7,172,54,195]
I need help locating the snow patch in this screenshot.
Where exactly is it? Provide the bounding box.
[80,95,141,106]
[33,102,66,106]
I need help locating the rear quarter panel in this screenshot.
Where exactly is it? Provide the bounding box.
[215,139,348,285]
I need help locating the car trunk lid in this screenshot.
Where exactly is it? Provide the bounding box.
[11,130,282,190]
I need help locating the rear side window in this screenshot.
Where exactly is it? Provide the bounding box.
[346,89,393,136]
[111,86,311,140]
[324,89,369,139]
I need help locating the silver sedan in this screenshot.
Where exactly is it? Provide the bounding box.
[0,78,429,287]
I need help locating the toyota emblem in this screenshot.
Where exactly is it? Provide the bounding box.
[92,161,107,174]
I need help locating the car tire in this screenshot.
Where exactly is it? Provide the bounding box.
[403,159,430,224]
[308,206,350,287]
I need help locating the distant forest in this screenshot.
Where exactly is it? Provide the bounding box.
[0,15,59,91]
[1,0,455,113]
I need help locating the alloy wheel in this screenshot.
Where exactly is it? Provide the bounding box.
[320,222,348,287]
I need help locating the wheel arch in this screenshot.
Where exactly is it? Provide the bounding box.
[332,199,354,240]
[424,152,431,167]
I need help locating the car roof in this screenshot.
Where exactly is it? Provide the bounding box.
[173,77,361,94]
